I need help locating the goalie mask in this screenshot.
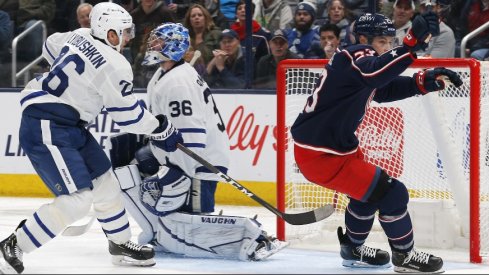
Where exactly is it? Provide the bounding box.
[90,2,135,52]
[142,23,190,66]
[140,165,192,216]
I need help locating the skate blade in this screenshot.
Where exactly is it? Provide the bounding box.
[253,241,289,261]
[394,266,445,274]
[0,257,19,274]
[342,259,392,269]
[111,255,156,267]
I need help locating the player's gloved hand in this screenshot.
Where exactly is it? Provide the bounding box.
[413,67,463,94]
[403,11,439,52]
[150,114,183,152]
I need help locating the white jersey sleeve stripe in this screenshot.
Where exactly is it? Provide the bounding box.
[43,41,55,64]
[20,91,49,106]
[106,102,146,126]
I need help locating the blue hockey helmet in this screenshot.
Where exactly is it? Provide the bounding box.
[353,13,395,39]
[142,23,190,65]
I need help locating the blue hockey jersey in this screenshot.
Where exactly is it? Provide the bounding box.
[291,44,422,154]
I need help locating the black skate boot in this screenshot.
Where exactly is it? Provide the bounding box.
[392,248,444,273]
[337,227,391,268]
[108,240,155,267]
[0,220,26,274]
[249,231,289,261]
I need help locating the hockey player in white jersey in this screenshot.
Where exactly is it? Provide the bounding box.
[0,3,184,274]
[111,22,288,262]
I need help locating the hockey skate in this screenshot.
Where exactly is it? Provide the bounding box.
[108,240,156,267]
[392,248,444,273]
[0,220,25,274]
[337,227,391,268]
[249,231,289,261]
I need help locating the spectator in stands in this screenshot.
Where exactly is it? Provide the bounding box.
[416,0,455,58]
[205,29,245,88]
[220,0,239,26]
[50,0,79,33]
[8,0,56,62]
[310,23,341,59]
[0,10,12,62]
[183,4,222,64]
[254,29,298,89]
[253,0,294,33]
[318,0,352,46]
[200,0,228,29]
[286,1,320,58]
[130,0,175,87]
[0,9,12,87]
[464,0,489,60]
[230,0,271,64]
[76,3,92,28]
[166,0,201,23]
[117,0,139,12]
[392,0,415,47]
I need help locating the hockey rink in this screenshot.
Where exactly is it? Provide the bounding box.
[1,197,488,274]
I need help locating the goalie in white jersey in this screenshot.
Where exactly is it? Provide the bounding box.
[111,22,287,262]
[0,3,184,274]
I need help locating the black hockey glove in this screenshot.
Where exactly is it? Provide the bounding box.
[403,11,439,52]
[150,114,183,152]
[414,67,463,94]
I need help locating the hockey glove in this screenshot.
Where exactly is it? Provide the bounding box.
[150,114,183,152]
[403,11,439,52]
[414,67,463,94]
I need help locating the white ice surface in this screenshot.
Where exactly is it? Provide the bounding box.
[1,197,488,274]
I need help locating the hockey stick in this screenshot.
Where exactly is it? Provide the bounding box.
[189,50,201,66]
[61,216,96,237]
[177,143,334,225]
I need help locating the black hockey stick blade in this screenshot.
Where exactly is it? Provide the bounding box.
[282,204,335,225]
[176,143,335,225]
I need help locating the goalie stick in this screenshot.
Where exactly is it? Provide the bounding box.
[176,143,334,225]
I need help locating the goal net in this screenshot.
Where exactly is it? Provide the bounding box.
[276,58,489,263]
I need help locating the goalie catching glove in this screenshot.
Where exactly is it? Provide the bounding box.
[403,11,439,52]
[140,165,191,216]
[150,114,183,152]
[414,67,463,94]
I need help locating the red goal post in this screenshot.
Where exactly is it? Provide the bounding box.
[276,58,488,263]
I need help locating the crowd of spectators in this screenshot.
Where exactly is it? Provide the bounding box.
[0,0,489,89]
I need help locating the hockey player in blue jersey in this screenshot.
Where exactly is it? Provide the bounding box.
[0,3,183,274]
[111,22,287,262]
[291,12,463,273]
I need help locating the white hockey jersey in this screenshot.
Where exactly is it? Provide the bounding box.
[19,28,159,134]
[147,62,230,181]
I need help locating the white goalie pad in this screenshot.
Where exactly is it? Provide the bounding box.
[155,212,287,261]
[114,164,141,190]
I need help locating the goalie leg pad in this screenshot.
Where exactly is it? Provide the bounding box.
[155,212,288,261]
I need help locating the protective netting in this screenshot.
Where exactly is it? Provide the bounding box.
[278,59,489,260]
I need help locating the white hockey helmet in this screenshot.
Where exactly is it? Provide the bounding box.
[89,2,135,52]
